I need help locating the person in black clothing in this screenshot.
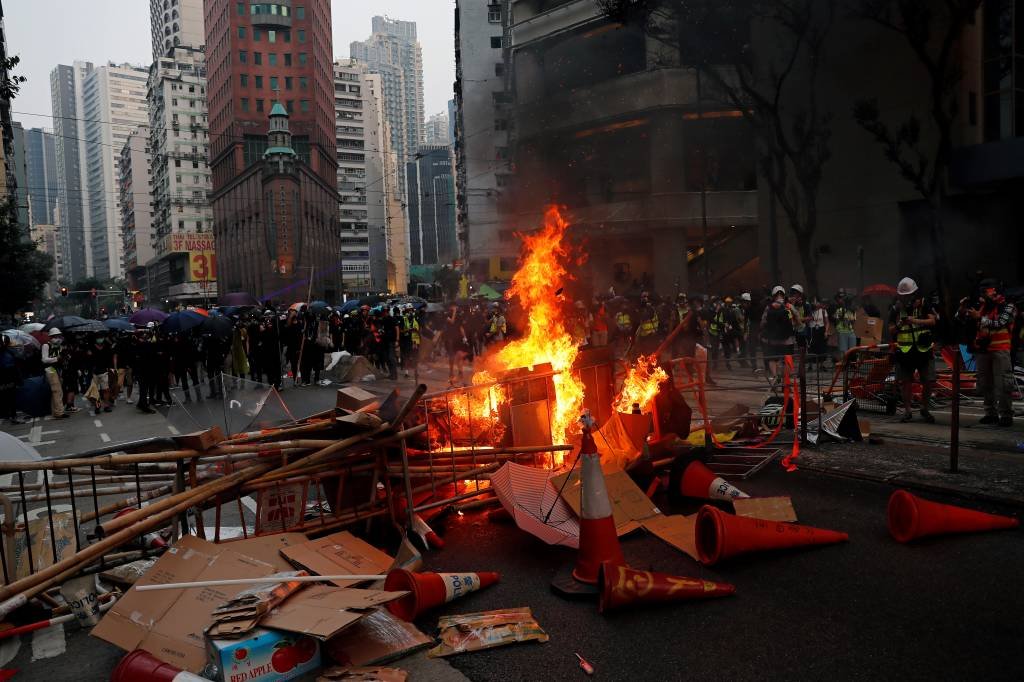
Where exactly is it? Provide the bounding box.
[133,327,157,413]
[379,307,400,380]
[246,318,262,383]
[202,332,226,398]
[342,313,362,355]
[88,335,115,415]
[259,311,282,389]
[176,333,202,402]
[152,331,173,405]
[283,312,302,385]
[299,310,323,386]
[0,335,22,424]
[443,305,470,385]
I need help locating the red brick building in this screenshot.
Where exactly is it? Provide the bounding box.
[204,0,340,302]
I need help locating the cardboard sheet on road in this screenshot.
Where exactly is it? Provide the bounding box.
[281,531,394,587]
[325,608,432,667]
[551,467,661,536]
[259,584,405,640]
[733,496,798,522]
[91,533,306,673]
[641,514,698,560]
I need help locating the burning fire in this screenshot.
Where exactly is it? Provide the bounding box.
[429,373,507,450]
[492,206,586,447]
[612,354,668,414]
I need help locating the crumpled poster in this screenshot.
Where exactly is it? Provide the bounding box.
[427,607,548,658]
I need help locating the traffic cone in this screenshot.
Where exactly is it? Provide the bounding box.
[678,460,749,502]
[598,562,735,613]
[887,490,1020,544]
[114,507,168,550]
[383,569,499,621]
[695,504,848,565]
[111,650,211,681]
[411,512,445,549]
[572,425,626,584]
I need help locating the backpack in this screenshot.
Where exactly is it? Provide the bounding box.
[764,303,793,341]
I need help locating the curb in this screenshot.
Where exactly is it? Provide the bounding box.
[798,462,1024,510]
[870,429,1024,456]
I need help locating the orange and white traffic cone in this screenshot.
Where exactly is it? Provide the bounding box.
[598,562,735,613]
[888,490,1019,543]
[552,413,625,599]
[411,512,445,550]
[384,569,499,621]
[114,507,168,550]
[677,460,749,502]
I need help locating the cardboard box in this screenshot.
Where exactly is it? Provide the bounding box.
[855,314,884,345]
[281,531,393,587]
[260,584,405,640]
[550,467,661,536]
[324,609,431,667]
[336,386,378,412]
[208,627,320,682]
[13,510,77,580]
[640,514,698,560]
[174,426,226,452]
[92,534,306,673]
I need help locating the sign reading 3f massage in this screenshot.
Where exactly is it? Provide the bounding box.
[166,233,218,282]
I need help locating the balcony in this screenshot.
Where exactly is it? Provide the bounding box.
[250,3,292,30]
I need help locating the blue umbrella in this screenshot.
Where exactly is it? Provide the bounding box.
[130,308,169,325]
[104,318,134,332]
[337,300,361,314]
[162,310,205,333]
[308,300,330,314]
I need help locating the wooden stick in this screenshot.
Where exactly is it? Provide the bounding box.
[135,573,387,591]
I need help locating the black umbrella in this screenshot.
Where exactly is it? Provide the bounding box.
[200,315,233,340]
[163,310,205,334]
[46,315,90,330]
[62,318,107,333]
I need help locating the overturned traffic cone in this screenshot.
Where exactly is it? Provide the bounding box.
[695,504,848,565]
[572,420,626,585]
[111,649,211,681]
[888,490,1019,544]
[678,460,749,502]
[411,512,445,549]
[384,569,499,621]
[598,562,735,613]
[114,507,167,550]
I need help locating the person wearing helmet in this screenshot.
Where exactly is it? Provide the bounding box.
[958,279,1016,426]
[832,290,858,359]
[889,277,937,423]
[760,286,798,381]
[41,328,68,419]
[788,284,812,347]
[633,291,660,358]
[738,293,754,368]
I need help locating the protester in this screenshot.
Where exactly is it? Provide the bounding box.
[591,298,609,347]
[889,277,937,423]
[259,311,282,389]
[832,291,858,359]
[958,279,1016,426]
[133,327,157,414]
[0,335,22,424]
[443,304,470,385]
[761,286,797,382]
[114,330,136,405]
[400,305,421,378]
[175,332,202,402]
[41,328,68,419]
[86,335,115,415]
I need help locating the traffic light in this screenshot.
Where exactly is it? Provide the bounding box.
[60,286,69,297]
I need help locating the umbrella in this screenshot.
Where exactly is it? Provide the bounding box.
[18,322,45,333]
[46,315,90,330]
[337,300,362,314]
[104,318,134,332]
[0,431,42,462]
[220,292,260,307]
[861,284,898,297]
[163,310,205,333]
[2,329,41,349]
[490,462,581,548]
[425,302,445,313]
[477,283,502,301]
[129,308,169,325]
[200,315,233,340]
[65,319,108,333]
[187,307,210,317]
[308,300,330,315]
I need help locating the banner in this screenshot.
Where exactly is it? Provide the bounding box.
[189,251,217,282]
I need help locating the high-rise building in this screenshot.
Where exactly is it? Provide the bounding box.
[370,112,409,294]
[81,63,150,280]
[30,223,62,297]
[0,1,14,209]
[146,45,215,305]
[50,61,94,282]
[205,0,340,302]
[406,145,456,266]
[350,16,425,196]
[9,121,27,227]
[150,0,205,61]
[118,129,154,294]
[425,111,450,146]
[24,127,59,227]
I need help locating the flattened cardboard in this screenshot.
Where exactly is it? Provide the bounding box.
[641,514,698,560]
[91,534,304,673]
[733,496,798,523]
[324,609,431,667]
[13,511,77,580]
[318,666,408,682]
[551,467,660,536]
[260,584,405,640]
[281,531,393,587]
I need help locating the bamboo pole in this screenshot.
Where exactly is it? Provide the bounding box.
[79,485,176,524]
[136,573,386,591]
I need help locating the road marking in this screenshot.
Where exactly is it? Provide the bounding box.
[167,425,180,435]
[30,622,66,661]
[27,440,56,446]
[240,495,258,514]
[99,433,111,443]
[28,423,42,443]
[93,419,103,428]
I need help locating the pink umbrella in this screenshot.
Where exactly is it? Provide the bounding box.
[490,462,580,548]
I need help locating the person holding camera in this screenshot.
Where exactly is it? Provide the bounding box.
[889,277,937,424]
[958,279,1016,427]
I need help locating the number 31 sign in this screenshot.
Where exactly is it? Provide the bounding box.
[189,251,217,282]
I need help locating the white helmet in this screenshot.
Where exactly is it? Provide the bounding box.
[790,284,805,295]
[897,277,918,296]
[741,293,752,302]
[48,327,62,336]
[146,321,157,329]
[772,285,786,296]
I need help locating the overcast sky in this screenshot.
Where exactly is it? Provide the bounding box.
[4,0,455,131]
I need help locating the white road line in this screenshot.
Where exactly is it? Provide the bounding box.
[99,433,111,443]
[29,440,57,446]
[93,419,103,428]
[29,423,42,443]
[167,425,180,435]
[239,495,258,514]
[30,622,66,661]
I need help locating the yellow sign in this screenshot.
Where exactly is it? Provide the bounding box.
[167,233,216,254]
[189,252,217,282]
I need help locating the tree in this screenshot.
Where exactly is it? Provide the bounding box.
[597,0,836,295]
[852,0,981,318]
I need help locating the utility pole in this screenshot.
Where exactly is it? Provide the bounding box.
[697,68,710,295]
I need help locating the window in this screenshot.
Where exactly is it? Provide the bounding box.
[495,146,509,160]
[236,2,244,15]
[179,220,185,230]
[268,30,276,43]
[240,73,248,87]
[297,29,306,43]
[254,52,262,65]
[238,26,247,39]
[285,76,293,90]
[282,30,290,42]
[284,53,292,66]
[192,160,199,168]
[254,27,263,41]
[286,99,294,113]
[495,174,511,188]
[495,63,505,77]
[241,97,249,112]
[255,75,263,88]
[296,6,304,19]
[256,98,264,112]
[298,52,307,65]
[299,76,308,89]
[495,118,508,131]
[269,53,277,66]
[174,158,181,167]
[270,76,279,91]
[490,36,502,49]
[300,99,309,112]
[488,4,502,22]
[238,50,247,64]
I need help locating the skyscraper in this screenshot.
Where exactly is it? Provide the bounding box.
[204,0,340,301]
[350,16,425,196]
[81,63,150,280]
[334,58,374,294]
[119,129,153,293]
[50,61,93,281]
[150,0,205,61]
[24,127,59,227]
[406,145,456,267]
[425,111,450,146]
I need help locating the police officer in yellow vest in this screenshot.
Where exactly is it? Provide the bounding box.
[634,291,660,356]
[400,305,421,379]
[888,277,937,424]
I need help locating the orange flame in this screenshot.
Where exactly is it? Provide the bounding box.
[428,374,507,451]
[493,206,586,446]
[613,354,668,414]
